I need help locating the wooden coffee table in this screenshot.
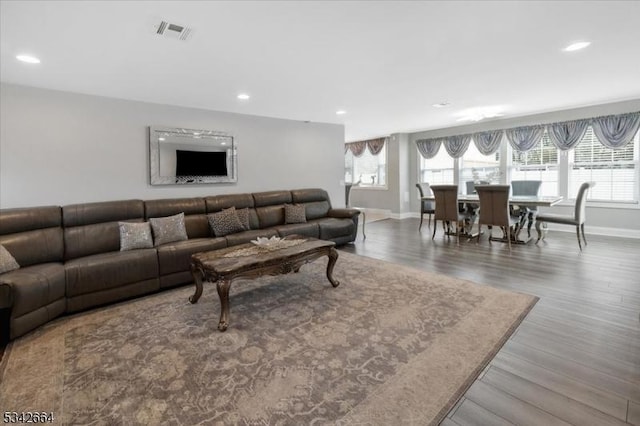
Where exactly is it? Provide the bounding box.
[189,235,339,331]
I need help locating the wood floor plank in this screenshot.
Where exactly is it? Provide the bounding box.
[482,366,631,426]
[502,339,640,402]
[340,219,640,426]
[464,380,573,426]
[629,400,640,425]
[491,352,629,420]
[448,398,515,426]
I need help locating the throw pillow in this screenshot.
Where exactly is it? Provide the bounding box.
[236,207,251,230]
[284,203,307,224]
[149,212,189,246]
[118,221,153,251]
[208,207,245,237]
[0,244,20,274]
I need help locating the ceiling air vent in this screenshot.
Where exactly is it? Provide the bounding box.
[155,20,192,41]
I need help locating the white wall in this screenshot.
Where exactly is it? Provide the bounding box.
[0,83,345,208]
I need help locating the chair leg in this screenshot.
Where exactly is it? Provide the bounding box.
[507,227,512,252]
[581,223,587,246]
[576,226,583,251]
[432,220,437,240]
[428,213,432,228]
[456,221,460,245]
[535,220,543,244]
[476,223,481,244]
[419,212,424,231]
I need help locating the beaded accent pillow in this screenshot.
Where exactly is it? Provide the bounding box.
[284,204,307,224]
[208,207,245,237]
[0,244,20,274]
[149,212,188,246]
[118,221,154,251]
[236,207,251,230]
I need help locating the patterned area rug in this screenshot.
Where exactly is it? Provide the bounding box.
[0,252,537,425]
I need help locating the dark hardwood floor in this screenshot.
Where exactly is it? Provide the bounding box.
[339,218,640,426]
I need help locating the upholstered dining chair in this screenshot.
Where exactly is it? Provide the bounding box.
[511,180,542,236]
[535,181,593,250]
[475,184,519,251]
[430,185,470,244]
[416,183,435,230]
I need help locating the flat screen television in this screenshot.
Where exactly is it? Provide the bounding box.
[175,150,228,177]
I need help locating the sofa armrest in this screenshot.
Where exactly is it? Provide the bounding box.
[328,208,361,219]
[0,282,12,310]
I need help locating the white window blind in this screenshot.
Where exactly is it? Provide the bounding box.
[511,132,559,196]
[460,143,500,193]
[345,145,387,187]
[568,126,638,202]
[419,147,455,185]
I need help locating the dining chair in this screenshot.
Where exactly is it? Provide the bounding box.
[475,184,519,251]
[416,183,435,230]
[430,185,471,244]
[511,180,542,237]
[535,182,593,250]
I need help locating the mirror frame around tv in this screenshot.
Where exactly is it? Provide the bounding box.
[149,126,238,185]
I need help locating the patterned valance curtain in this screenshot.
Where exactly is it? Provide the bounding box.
[345,141,367,157]
[506,125,545,152]
[366,138,386,155]
[591,112,640,149]
[547,119,590,151]
[472,130,503,155]
[444,134,472,158]
[416,138,442,159]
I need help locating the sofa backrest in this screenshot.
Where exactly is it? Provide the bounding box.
[0,206,64,267]
[291,188,331,220]
[252,190,292,228]
[63,200,144,260]
[205,193,259,230]
[145,198,209,238]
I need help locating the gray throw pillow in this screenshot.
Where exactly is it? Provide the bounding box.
[0,244,20,274]
[118,221,153,251]
[236,207,251,230]
[285,203,307,224]
[150,212,188,246]
[208,207,245,237]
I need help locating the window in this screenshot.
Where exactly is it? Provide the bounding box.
[419,147,454,184]
[568,126,638,202]
[510,132,559,196]
[460,143,500,194]
[345,144,387,186]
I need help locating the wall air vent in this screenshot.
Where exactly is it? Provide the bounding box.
[155,20,192,41]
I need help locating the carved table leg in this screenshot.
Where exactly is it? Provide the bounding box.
[216,279,232,332]
[326,248,340,288]
[189,264,204,304]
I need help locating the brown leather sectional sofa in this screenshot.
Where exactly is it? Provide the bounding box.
[0,188,360,343]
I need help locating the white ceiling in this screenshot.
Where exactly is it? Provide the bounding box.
[2,1,639,141]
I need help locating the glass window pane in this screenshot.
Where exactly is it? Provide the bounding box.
[460,143,500,193]
[344,144,387,187]
[510,132,559,196]
[419,147,454,185]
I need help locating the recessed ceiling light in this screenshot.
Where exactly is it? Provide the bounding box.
[563,41,591,52]
[237,93,250,100]
[158,137,166,141]
[16,54,40,64]
[432,102,451,108]
[336,110,347,115]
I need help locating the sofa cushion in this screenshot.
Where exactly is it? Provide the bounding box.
[119,222,153,251]
[275,223,320,239]
[313,218,356,240]
[65,249,159,297]
[208,207,245,237]
[291,188,330,204]
[145,198,209,238]
[253,190,292,207]
[236,208,250,230]
[256,205,285,228]
[302,201,331,220]
[225,229,279,247]
[150,212,188,246]
[0,262,66,317]
[284,204,307,224]
[156,237,227,276]
[0,244,20,274]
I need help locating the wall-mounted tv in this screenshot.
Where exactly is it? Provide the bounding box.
[175,150,228,177]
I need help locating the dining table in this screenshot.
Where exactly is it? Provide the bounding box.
[421,194,564,244]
